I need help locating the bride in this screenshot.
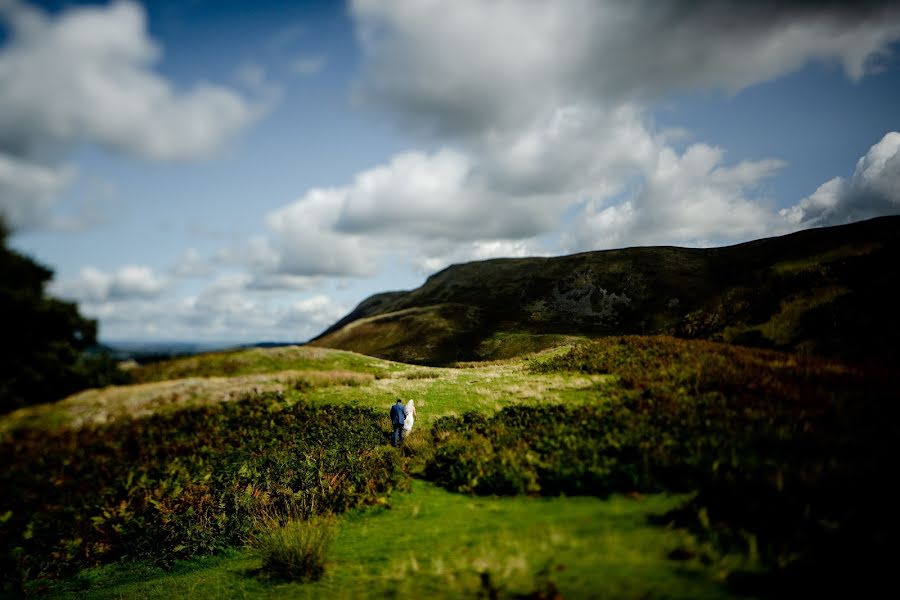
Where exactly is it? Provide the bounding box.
[403,399,417,435]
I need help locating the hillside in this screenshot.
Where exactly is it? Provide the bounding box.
[3,337,894,598]
[310,216,900,365]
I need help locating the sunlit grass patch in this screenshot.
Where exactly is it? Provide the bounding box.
[0,368,380,434]
[131,346,400,383]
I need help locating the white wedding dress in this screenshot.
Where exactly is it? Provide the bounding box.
[403,400,416,434]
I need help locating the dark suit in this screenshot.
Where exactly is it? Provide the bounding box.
[390,402,407,446]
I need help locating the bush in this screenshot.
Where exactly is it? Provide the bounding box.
[251,514,338,582]
[0,392,407,591]
[429,336,898,589]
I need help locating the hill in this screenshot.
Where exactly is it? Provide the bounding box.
[3,337,894,598]
[310,216,900,365]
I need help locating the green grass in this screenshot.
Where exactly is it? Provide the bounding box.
[472,332,587,361]
[0,352,606,436]
[0,348,413,434]
[720,286,850,347]
[251,514,338,582]
[132,346,402,383]
[5,336,888,597]
[297,362,608,427]
[770,242,881,274]
[44,481,745,599]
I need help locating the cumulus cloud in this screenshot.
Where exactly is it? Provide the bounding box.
[78,279,348,343]
[246,273,320,292]
[0,0,263,161]
[171,248,213,279]
[352,0,900,136]
[781,131,900,227]
[0,0,266,230]
[265,191,377,277]
[262,148,566,277]
[238,0,899,286]
[409,238,549,275]
[567,144,787,251]
[331,0,900,264]
[279,295,349,329]
[51,265,169,303]
[331,149,555,239]
[0,153,73,229]
[260,101,795,273]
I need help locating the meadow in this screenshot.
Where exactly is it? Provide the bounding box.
[1,338,894,598]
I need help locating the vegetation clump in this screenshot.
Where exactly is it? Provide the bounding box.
[0,392,406,592]
[424,336,897,594]
[251,514,338,582]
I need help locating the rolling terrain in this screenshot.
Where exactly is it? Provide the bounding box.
[311,216,900,366]
[3,219,898,598]
[2,337,895,598]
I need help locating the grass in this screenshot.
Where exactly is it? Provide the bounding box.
[132,346,401,383]
[4,337,890,597]
[720,285,850,347]
[770,242,881,274]
[299,362,608,428]
[1,346,608,436]
[472,332,588,361]
[250,514,338,582]
[0,369,378,436]
[44,481,744,599]
[309,217,900,366]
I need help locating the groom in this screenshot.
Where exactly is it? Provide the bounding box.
[390,398,407,447]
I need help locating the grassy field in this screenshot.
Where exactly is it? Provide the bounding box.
[0,344,601,436]
[41,481,740,600]
[3,337,892,598]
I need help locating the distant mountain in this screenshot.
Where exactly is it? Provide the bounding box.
[310,216,900,366]
[101,341,240,363]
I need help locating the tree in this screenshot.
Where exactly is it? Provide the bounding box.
[0,220,126,413]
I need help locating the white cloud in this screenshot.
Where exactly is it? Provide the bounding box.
[352,0,900,136]
[261,104,793,274]
[409,239,548,275]
[247,273,320,292]
[52,264,169,303]
[781,131,900,227]
[265,190,376,277]
[214,237,280,272]
[0,152,73,230]
[171,248,213,279]
[0,0,267,230]
[79,281,348,343]
[335,0,900,264]
[262,147,567,277]
[281,295,349,329]
[245,1,900,287]
[0,0,264,161]
[567,144,787,251]
[332,149,555,239]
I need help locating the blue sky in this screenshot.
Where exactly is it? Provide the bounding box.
[2,0,899,344]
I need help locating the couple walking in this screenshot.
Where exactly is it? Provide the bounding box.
[390,398,417,446]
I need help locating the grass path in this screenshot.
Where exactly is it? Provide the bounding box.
[48,481,744,599]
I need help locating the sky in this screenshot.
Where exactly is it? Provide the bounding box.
[2,0,899,345]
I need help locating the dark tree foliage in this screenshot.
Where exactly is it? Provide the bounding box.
[0,221,126,413]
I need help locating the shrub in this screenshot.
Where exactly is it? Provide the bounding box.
[251,514,338,582]
[0,392,407,591]
[431,336,898,590]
